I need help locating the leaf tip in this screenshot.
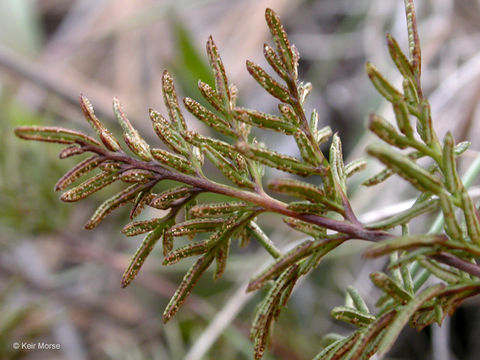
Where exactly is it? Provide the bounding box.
[121,277,130,288]
[206,35,215,49]
[265,7,275,19]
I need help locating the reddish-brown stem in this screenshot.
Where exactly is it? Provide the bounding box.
[430,253,480,278]
[80,142,388,242]
[80,142,480,278]
[340,189,362,225]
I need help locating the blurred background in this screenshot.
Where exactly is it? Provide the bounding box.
[1,0,480,359]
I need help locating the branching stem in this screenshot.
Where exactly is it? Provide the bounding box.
[431,253,480,278]
[82,141,389,242]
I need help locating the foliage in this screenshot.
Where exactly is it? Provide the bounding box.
[13,1,480,358]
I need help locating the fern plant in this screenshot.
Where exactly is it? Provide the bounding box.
[14,1,480,358]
